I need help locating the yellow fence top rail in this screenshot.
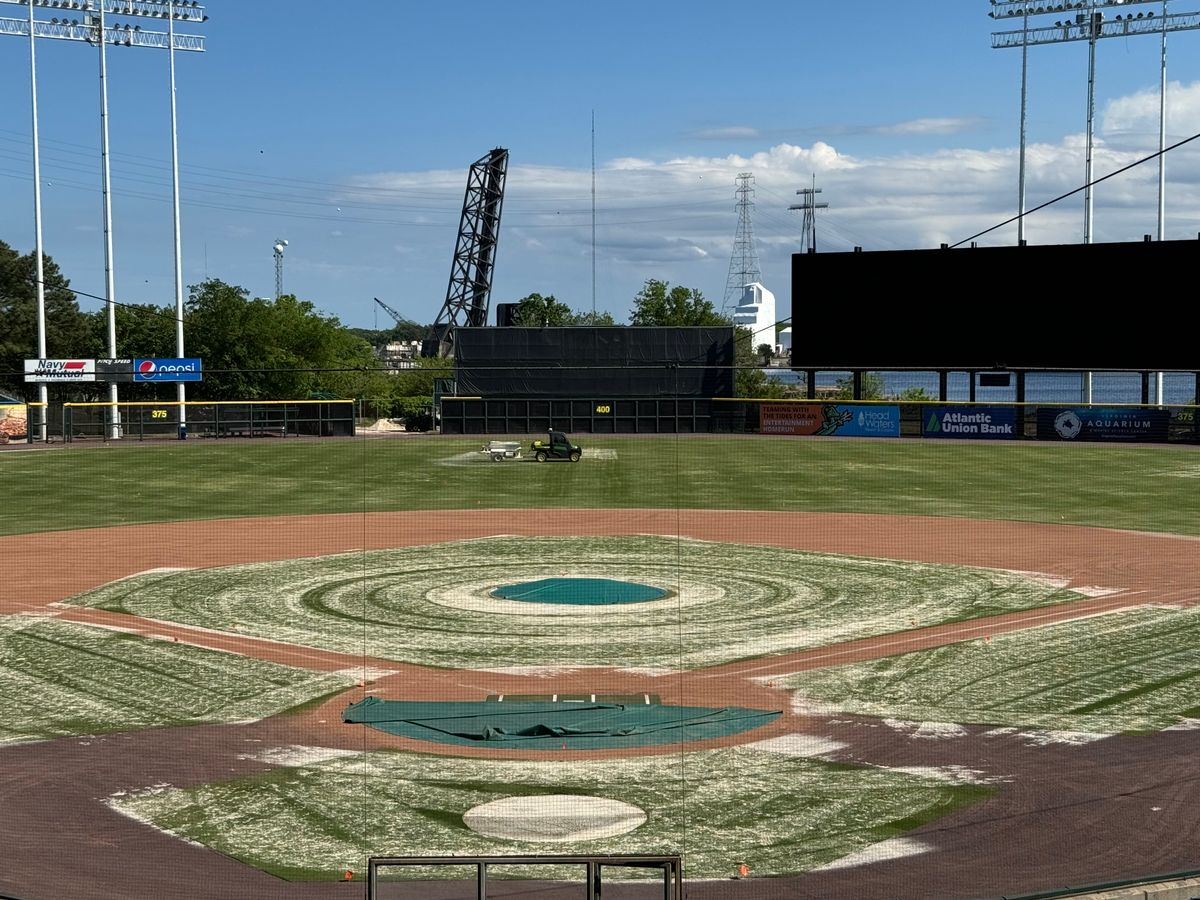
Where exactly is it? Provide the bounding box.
[63,399,354,408]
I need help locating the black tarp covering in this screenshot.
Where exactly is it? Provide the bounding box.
[453,327,735,398]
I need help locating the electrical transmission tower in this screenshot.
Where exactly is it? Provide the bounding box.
[789,175,829,253]
[723,173,762,311]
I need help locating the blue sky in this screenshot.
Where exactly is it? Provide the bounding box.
[2,0,1199,331]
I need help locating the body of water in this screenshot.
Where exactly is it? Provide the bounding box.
[767,371,1198,406]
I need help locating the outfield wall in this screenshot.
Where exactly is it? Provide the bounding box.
[440,396,1199,443]
[56,400,356,442]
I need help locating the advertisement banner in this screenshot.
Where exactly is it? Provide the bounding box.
[923,406,1018,440]
[96,358,135,382]
[760,403,900,437]
[1037,407,1170,443]
[133,358,203,383]
[24,359,95,382]
[0,403,27,441]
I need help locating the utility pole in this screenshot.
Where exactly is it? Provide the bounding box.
[789,175,829,254]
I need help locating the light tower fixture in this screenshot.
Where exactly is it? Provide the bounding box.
[1,0,206,439]
[274,239,289,300]
[989,0,1200,244]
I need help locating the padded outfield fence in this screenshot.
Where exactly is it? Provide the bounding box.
[439,396,1200,443]
[59,400,355,442]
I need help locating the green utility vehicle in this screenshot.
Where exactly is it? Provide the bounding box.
[530,430,582,462]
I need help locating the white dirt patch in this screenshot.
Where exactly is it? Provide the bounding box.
[463,795,647,842]
[331,667,397,681]
[1164,719,1200,731]
[240,745,361,767]
[879,765,1000,785]
[747,733,847,758]
[885,720,969,739]
[473,665,601,677]
[1011,730,1109,747]
[812,837,933,871]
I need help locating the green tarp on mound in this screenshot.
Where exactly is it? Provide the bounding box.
[492,577,668,605]
[343,698,781,749]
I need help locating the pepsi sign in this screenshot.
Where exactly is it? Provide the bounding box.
[133,358,203,383]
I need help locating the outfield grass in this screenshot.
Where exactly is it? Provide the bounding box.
[2,436,1198,536]
[112,744,989,880]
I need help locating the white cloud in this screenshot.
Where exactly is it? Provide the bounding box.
[689,126,762,140]
[334,80,1200,318]
[874,117,986,136]
[1103,80,1200,143]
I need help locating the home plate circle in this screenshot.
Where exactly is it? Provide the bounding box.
[463,795,647,842]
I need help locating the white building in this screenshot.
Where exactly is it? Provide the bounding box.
[732,282,777,354]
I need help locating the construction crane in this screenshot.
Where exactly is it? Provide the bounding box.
[373,297,422,336]
[423,147,509,358]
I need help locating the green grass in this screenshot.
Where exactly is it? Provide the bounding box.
[781,607,1200,733]
[67,536,1081,669]
[0,616,357,743]
[112,745,990,880]
[2,436,1198,536]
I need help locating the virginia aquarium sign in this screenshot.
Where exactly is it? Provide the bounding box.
[1036,407,1170,443]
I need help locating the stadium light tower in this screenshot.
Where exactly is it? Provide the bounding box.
[274,239,288,300]
[989,0,1200,244]
[0,0,207,438]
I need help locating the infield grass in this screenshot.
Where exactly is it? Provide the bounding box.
[782,607,1200,733]
[2,435,1199,536]
[68,536,1081,668]
[0,615,356,743]
[112,744,989,880]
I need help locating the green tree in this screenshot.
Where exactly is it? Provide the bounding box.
[570,309,616,326]
[735,327,787,398]
[629,279,728,326]
[0,240,92,396]
[88,303,177,358]
[896,386,936,402]
[183,280,378,400]
[832,372,885,400]
[512,292,576,327]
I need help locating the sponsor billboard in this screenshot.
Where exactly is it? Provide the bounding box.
[1037,407,1170,443]
[923,406,1018,439]
[0,403,27,441]
[760,403,900,437]
[24,359,95,382]
[133,358,203,383]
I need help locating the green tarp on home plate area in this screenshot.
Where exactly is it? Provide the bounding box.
[343,698,781,749]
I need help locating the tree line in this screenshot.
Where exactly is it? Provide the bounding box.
[1,239,789,406]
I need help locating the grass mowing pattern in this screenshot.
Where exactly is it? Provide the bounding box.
[1,437,1198,535]
[112,746,988,880]
[68,537,1081,669]
[782,608,1200,733]
[0,616,356,743]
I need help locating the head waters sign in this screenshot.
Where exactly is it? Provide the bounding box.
[760,403,900,437]
[133,359,203,383]
[24,359,96,382]
[923,406,1018,439]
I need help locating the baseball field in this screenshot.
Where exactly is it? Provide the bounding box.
[2,433,1199,899]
